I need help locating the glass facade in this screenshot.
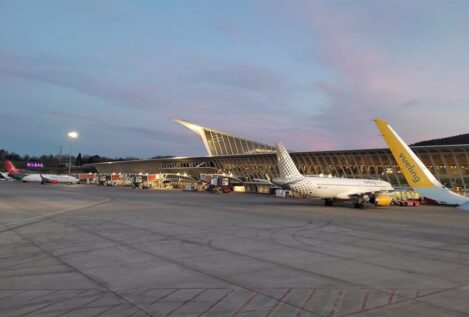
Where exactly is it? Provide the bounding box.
[90,120,469,193]
[203,129,274,156]
[92,145,469,192]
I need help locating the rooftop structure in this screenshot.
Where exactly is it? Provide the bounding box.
[175,119,275,156]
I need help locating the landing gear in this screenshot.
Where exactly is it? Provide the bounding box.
[354,197,364,209]
[354,202,364,209]
[324,198,334,206]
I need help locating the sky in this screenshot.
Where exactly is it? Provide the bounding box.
[1,0,468,158]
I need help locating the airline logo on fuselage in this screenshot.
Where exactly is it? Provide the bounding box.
[399,152,420,183]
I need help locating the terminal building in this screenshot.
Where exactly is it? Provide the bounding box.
[88,120,469,194]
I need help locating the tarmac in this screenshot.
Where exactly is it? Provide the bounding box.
[1,182,469,317]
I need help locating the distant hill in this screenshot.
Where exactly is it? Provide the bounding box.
[412,133,469,146]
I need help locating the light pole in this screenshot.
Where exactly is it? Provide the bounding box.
[67,131,78,174]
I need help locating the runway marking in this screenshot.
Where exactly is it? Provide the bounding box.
[148,288,180,307]
[264,288,292,317]
[55,291,109,317]
[21,289,61,303]
[197,288,236,317]
[329,288,344,317]
[60,219,322,316]
[126,290,180,317]
[18,289,89,317]
[230,289,259,317]
[413,288,451,298]
[296,288,317,317]
[94,303,124,317]
[0,287,463,317]
[0,198,112,234]
[10,229,154,317]
[336,286,462,317]
[163,288,208,317]
[387,289,396,304]
[360,290,369,310]
[133,288,155,299]
[0,290,28,302]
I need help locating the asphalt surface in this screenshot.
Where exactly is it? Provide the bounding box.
[1,182,469,317]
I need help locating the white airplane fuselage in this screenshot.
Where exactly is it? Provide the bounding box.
[273,176,393,200]
[274,143,393,208]
[22,174,79,184]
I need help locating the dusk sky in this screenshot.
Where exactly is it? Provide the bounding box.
[1,0,468,158]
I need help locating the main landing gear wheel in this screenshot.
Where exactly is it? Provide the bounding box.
[324,199,334,206]
[354,202,364,209]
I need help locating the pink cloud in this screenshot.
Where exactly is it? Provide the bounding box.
[270,1,469,149]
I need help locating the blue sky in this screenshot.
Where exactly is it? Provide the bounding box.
[1,0,468,157]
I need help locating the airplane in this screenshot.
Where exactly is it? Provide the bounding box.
[375,119,469,211]
[6,160,79,184]
[273,143,394,208]
[0,172,14,181]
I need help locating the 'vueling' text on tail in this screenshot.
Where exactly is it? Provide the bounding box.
[399,152,421,183]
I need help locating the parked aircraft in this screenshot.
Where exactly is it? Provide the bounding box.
[6,161,79,184]
[375,119,469,211]
[0,172,14,181]
[273,143,393,208]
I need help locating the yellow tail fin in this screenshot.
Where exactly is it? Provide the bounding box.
[374,119,439,188]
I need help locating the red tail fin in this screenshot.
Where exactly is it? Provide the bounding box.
[6,161,20,174]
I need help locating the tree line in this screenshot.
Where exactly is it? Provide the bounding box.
[412,133,469,146]
[0,149,141,172]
